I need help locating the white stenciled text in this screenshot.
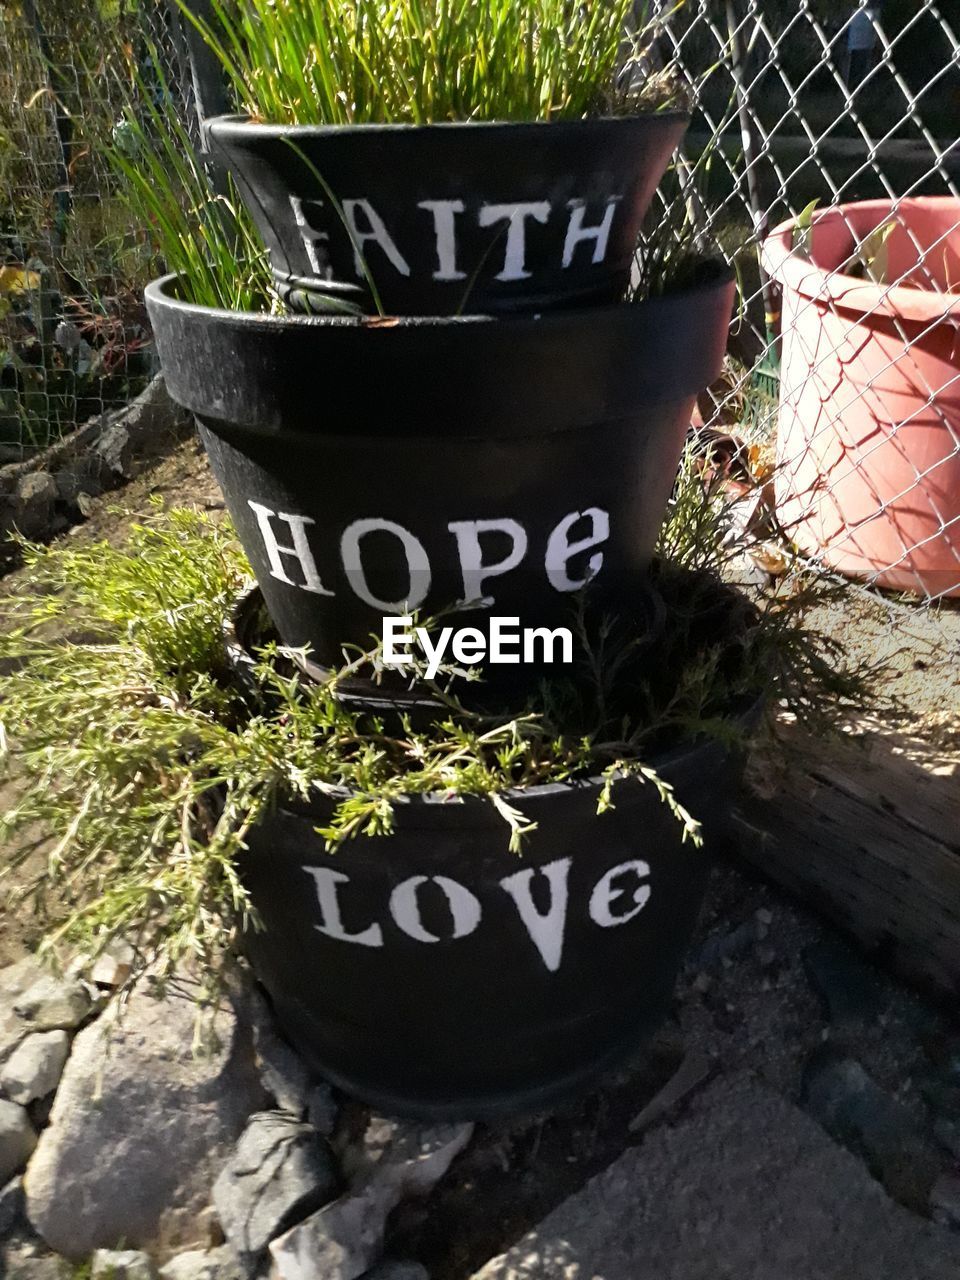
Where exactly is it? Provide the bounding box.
[246,501,611,612]
[289,194,624,283]
[304,856,653,973]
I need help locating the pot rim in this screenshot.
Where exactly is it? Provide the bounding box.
[144,264,735,334]
[205,109,692,140]
[761,197,960,325]
[222,582,763,817]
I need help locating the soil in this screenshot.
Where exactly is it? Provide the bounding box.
[806,581,960,755]
[49,433,224,551]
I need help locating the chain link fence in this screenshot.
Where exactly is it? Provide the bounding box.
[0,0,195,457]
[2,1,959,598]
[651,0,960,600]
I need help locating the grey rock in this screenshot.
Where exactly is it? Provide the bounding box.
[0,1175,23,1238]
[7,1236,43,1258]
[267,1182,401,1280]
[921,1030,960,1081]
[229,978,310,1118]
[363,1115,403,1154]
[757,944,780,969]
[359,1119,473,1197]
[24,975,269,1259]
[89,943,136,990]
[361,1263,430,1280]
[121,374,183,441]
[306,1083,338,1138]
[194,1205,225,1250]
[0,1030,70,1105]
[14,472,57,539]
[158,1246,245,1280]
[254,1024,310,1118]
[158,1252,210,1280]
[803,1051,941,1212]
[0,956,48,1064]
[13,974,92,1032]
[0,491,20,541]
[0,1099,36,1184]
[804,938,887,1024]
[53,466,81,504]
[212,1110,339,1266]
[269,1121,471,1280]
[76,490,97,517]
[91,1249,157,1279]
[934,1115,960,1160]
[692,918,760,971]
[341,1116,472,1191]
[349,1116,402,1180]
[0,957,48,1004]
[95,423,134,478]
[53,461,102,507]
[922,1078,960,1118]
[0,1247,70,1279]
[931,1173,960,1228]
[471,1075,960,1280]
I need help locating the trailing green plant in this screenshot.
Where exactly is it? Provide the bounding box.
[0,488,873,1000]
[179,0,684,126]
[105,44,273,312]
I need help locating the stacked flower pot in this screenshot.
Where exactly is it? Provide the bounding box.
[763,197,960,599]
[147,104,740,1117]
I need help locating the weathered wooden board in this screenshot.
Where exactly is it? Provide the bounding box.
[731,720,960,1000]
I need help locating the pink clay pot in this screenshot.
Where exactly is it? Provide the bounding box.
[762,197,960,598]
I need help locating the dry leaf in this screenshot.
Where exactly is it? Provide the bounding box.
[750,541,790,576]
[0,265,41,294]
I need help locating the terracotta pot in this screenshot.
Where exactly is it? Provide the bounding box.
[762,197,960,598]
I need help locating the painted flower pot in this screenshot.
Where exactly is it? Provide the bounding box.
[225,582,761,1119]
[763,197,960,598]
[205,112,689,315]
[145,269,735,701]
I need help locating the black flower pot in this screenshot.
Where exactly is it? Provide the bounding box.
[223,582,761,1120]
[206,112,689,315]
[146,270,734,701]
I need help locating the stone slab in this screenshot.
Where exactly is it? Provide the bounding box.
[472,1074,960,1280]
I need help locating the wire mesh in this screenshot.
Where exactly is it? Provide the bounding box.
[2,0,959,599]
[0,0,193,458]
[651,0,960,601]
